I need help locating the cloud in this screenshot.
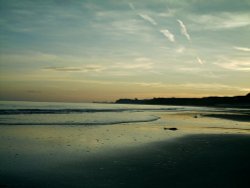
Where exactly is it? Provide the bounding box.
[176,67,204,72]
[138,13,157,25]
[128,2,157,26]
[128,2,135,10]
[134,82,165,88]
[44,65,105,72]
[110,19,147,34]
[215,60,250,71]
[157,8,176,18]
[117,62,153,70]
[0,52,60,64]
[127,2,157,26]
[160,29,175,42]
[127,82,250,93]
[115,57,153,70]
[189,13,250,30]
[179,83,250,92]
[83,65,106,72]
[44,67,82,72]
[135,57,151,62]
[233,46,250,52]
[176,46,185,53]
[177,19,191,41]
[196,57,204,65]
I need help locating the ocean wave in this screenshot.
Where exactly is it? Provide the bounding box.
[0,116,160,126]
[0,108,181,115]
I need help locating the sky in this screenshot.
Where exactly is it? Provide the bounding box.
[0,0,250,102]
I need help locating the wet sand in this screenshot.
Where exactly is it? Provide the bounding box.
[0,111,250,187]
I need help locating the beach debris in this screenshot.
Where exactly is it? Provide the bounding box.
[164,127,178,131]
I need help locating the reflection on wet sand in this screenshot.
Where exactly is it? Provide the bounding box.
[0,110,249,187]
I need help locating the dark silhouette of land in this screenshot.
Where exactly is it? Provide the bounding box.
[116,93,250,108]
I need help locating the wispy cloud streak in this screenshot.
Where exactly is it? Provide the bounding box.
[128,2,135,10]
[138,13,157,25]
[189,13,250,30]
[128,3,157,26]
[160,29,175,42]
[196,57,204,65]
[233,46,250,52]
[44,67,82,72]
[116,62,153,70]
[115,57,153,70]
[177,19,191,41]
[44,65,105,72]
[215,60,250,71]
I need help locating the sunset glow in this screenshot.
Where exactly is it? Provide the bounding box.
[0,0,249,102]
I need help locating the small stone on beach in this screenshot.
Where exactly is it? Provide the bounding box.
[164,127,178,131]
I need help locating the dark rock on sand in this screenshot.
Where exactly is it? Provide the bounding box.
[164,127,178,131]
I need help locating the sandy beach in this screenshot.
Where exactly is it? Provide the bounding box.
[0,109,250,188]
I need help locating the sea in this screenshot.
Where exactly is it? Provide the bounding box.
[0,101,212,126]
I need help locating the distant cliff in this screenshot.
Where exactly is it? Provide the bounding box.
[116,93,250,108]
